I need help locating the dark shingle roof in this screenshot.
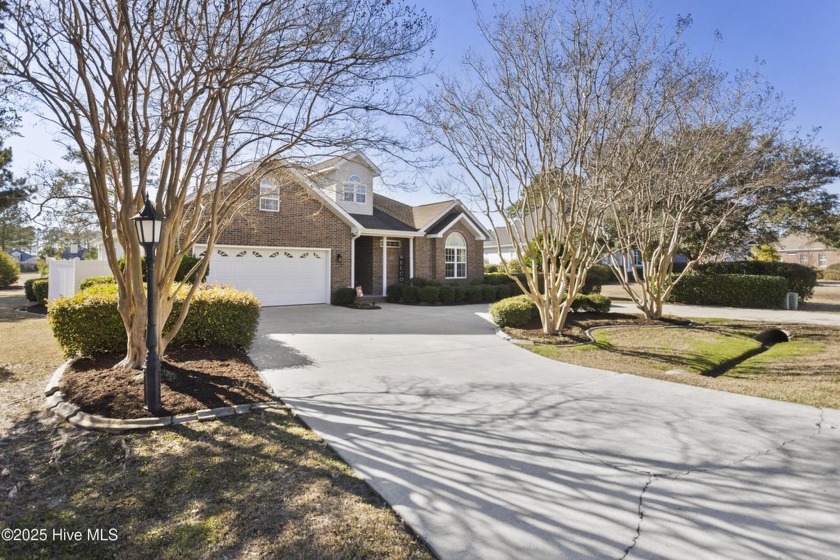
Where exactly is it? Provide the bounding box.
[425,212,461,235]
[349,208,417,232]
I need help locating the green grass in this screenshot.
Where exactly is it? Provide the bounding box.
[728,340,825,377]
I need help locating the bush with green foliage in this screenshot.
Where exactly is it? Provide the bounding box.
[669,273,788,309]
[332,287,357,306]
[386,283,404,303]
[465,284,483,303]
[409,277,441,288]
[0,251,20,287]
[571,293,611,313]
[439,286,455,304]
[80,275,116,290]
[489,295,538,328]
[32,279,49,305]
[402,285,419,304]
[696,261,817,301]
[822,263,840,281]
[495,284,511,299]
[49,284,261,356]
[24,278,39,302]
[418,285,440,304]
[481,284,496,303]
[582,265,612,294]
[118,253,209,283]
[450,284,466,303]
[484,264,501,273]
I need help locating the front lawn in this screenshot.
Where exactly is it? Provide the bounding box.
[0,286,431,560]
[525,318,840,409]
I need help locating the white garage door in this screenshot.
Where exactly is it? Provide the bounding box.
[199,246,330,306]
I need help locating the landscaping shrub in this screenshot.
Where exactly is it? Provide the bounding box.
[418,285,440,304]
[332,287,357,306]
[32,279,49,305]
[465,284,483,303]
[24,278,39,302]
[409,277,441,288]
[571,293,611,313]
[450,284,466,303]
[484,264,501,273]
[669,273,788,309]
[823,263,840,281]
[489,295,537,328]
[697,261,817,301]
[0,251,20,287]
[439,285,455,304]
[495,284,512,300]
[402,285,419,304]
[386,283,404,303]
[582,264,612,294]
[482,272,512,285]
[49,284,261,356]
[481,284,496,303]
[118,253,209,283]
[80,275,116,290]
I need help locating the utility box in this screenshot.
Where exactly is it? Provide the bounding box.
[783,292,799,310]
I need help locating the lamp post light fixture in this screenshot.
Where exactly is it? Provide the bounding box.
[131,194,164,414]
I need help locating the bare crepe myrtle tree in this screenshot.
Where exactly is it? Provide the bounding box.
[2,0,434,367]
[425,0,691,335]
[603,61,789,319]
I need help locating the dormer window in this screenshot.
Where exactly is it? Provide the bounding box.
[343,175,366,203]
[259,176,280,212]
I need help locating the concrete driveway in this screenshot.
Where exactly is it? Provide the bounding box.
[250,304,840,560]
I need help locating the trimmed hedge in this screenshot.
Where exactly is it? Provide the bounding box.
[583,265,612,294]
[439,286,455,304]
[32,279,49,305]
[332,287,357,305]
[24,278,39,302]
[49,284,261,356]
[489,295,538,328]
[697,261,817,301]
[823,263,840,281]
[571,293,611,313]
[409,277,441,287]
[465,285,483,303]
[0,251,20,287]
[402,285,418,304]
[418,285,440,304]
[79,275,116,290]
[386,283,404,303]
[669,273,788,309]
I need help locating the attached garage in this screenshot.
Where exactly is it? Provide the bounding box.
[196,245,330,306]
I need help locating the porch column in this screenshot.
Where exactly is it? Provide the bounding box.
[382,236,388,296]
[409,237,414,280]
[350,235,356,288]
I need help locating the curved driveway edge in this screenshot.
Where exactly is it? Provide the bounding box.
[251,303,840,560]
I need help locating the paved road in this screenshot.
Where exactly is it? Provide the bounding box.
[611,301,840,326]
[250,304,840,560]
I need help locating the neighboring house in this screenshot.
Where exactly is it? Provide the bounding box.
[776,234,840,269]
[185,152,490,306]
[484,227,517,265]
[60,244,89,260]
[8,248,37,264]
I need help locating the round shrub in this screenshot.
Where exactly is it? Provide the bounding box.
[32,279,49,305]
[409,277,441,288]
[571,293,611,313]
[49,284,261,356]
[402,285,419,304]
[823,263,840,281]
[439,286,455,304]
[0,251,20,287]
[386,283,404,303]
[465,284,483,303]
[80,275,116,290]
[669,273,788,308]
[481,284,497,303]
[418,285,440,304]
[495,284,512,300]
[489,295,537,328]
[697,261,817,301]
[24,278,39,302]
[582,264,612,294]
[332,287,357,305]
[451,284,466,303]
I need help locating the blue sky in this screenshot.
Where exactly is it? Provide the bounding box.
[8,0,840,206]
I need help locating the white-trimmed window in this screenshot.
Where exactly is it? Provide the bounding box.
[343,175,366,203]
[445,232,467,278]
[819,253,827,267]
[380,239,401,248]
[800,254,809,266]
[259,177,280,212]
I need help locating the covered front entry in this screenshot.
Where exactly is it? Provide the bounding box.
[353,235,414,296]
[198,245,330,306]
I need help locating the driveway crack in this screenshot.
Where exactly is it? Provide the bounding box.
[620,474,655,560]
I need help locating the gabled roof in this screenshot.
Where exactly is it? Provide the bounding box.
[425,212,490,240]
[412,201,458,230]
[309,151,382,177]
[349,208,416,232]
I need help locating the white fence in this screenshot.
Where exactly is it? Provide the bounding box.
[48,259,112,301]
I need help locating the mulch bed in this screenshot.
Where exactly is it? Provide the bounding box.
[505,312,691,345]
[60,346,274,419]
[18,303,47,315]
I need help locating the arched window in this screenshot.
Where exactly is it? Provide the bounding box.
[259,176,280,212]
[445,232,467,278]
[343,175,366,203]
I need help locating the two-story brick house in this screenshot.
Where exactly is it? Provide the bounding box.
[193,152,490,306]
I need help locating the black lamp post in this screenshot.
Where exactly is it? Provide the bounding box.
[131,194,164,414]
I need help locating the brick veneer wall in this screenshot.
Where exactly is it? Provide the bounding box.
[406,222,483,284]
[780,251,840,268]
[205,170,354,292]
